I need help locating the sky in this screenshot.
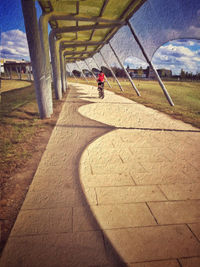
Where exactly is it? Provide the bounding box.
[0,0,200,75]
[124,39,200,75]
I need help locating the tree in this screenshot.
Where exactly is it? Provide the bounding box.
[73,70,81,77]
[112,67,126,78]
[101,66,112,77]
[180,69,186,79]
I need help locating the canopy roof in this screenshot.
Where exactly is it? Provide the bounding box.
[38,0,146,62]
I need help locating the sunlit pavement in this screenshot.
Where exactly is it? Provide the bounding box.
[1,83,200,267]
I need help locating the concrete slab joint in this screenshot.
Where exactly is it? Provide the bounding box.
[1,82,200,266]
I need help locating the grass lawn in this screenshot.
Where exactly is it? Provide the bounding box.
[68,77,200,128]
[0,79,66,254]
[1,79,32,93]
[0,79,63,184]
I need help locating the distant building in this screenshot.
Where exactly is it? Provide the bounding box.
[4,60,31,74]
[127,66,172,79]
[1,59,32,80]
[127,66,149,78]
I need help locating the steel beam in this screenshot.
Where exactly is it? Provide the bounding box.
[127,21,174,106]
[108,42,140,96]
[99,51,123,91]
[52,23,122,35]
[61,41,104,49]
[64,51,94,56]
[120,0,147,21]
[89,0,110,41]
[9,67,12,80]
[65,57,88,61]
[92,56,112,88]
[49,14,124,25]
[19,65,22,80]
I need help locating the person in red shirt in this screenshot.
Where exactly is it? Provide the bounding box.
[97,70,105,99]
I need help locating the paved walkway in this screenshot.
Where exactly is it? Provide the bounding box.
[1,83,200,267]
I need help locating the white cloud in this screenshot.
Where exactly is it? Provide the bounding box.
[0,29,29,60]
[124,56,148,69]
[152,40,200,75]
[160,44,194,57]
[169,39,196,47]
[124,40,200,75]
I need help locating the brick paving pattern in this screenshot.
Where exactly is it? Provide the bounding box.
[1,83,200,266]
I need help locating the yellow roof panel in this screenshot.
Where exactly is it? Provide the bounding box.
[39,0,146,62]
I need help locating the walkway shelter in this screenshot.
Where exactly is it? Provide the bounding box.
[21,0,147,118]
[21,0,200,119]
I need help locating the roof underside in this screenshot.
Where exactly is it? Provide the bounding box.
[39,0,146,63]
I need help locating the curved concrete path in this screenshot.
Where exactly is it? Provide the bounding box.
[1,83,200,267]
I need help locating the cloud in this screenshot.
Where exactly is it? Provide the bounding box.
[124,39,200,75]
[169,39,197,47]
[152,40,200,74]
[0,29,30,60]
[124,56,148,69]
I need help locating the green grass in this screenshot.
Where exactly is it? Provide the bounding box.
[1,79,31,93]
[0,79,62,181]
[68,77,200,128]
[0,81,40,178]
[0,83,38,118]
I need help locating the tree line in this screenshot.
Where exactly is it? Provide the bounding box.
[180,69,200,80]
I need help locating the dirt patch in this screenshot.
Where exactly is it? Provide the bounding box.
[0,94,66,256]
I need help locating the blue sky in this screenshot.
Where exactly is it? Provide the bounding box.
[124,39,200,75]
[0,0,200,75]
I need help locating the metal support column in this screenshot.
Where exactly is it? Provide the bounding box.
[49,31,62,100]
[28,65,31,81]
[21,0,52,118]
[84,60,97,81]
[99,51,123,91]
[19,65,22,80]
[16,67,20,79]
[64,58,68,90]
[9,67,12,80]
[108,42,140,96]
[5,68,10,79]
[60,49,66,93]
[76,62,89,83]
[39,14,53,113]
[127,21,174,106]
[29,65,32,81]
[92,56,112,88]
